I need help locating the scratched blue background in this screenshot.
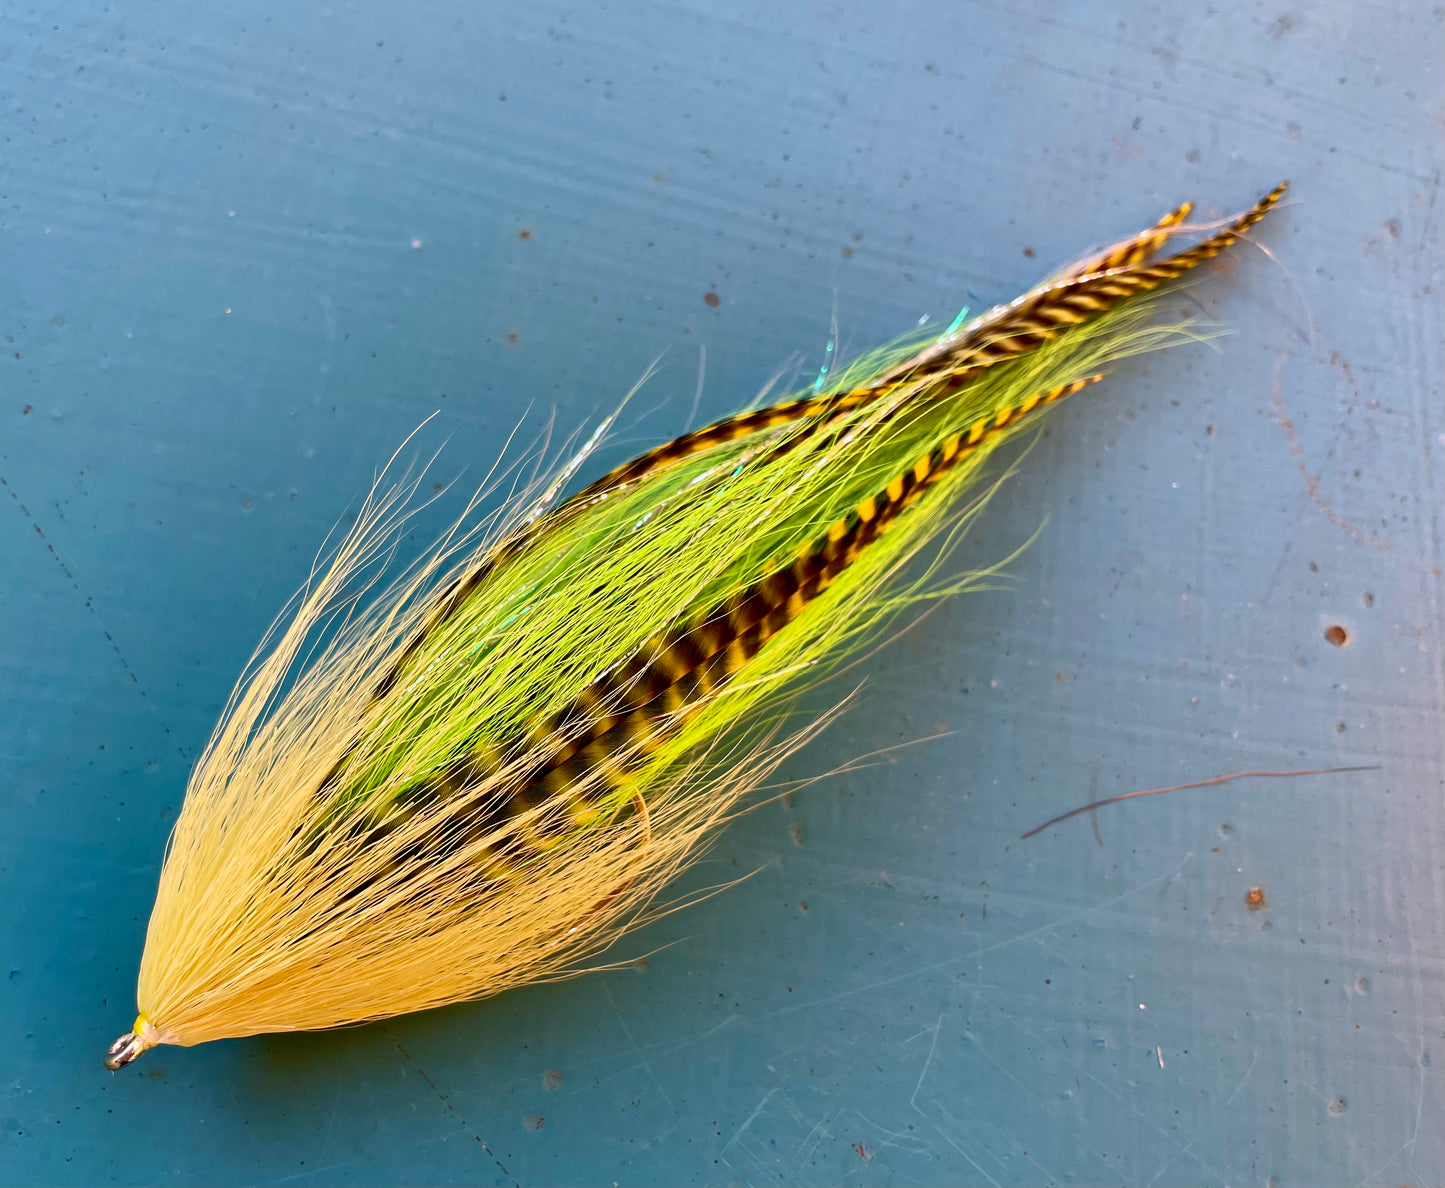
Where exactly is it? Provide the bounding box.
[2,2,1441,1185]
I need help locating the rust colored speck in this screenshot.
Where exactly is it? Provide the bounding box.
[1246,885,1267,911]
[516,227,533,241]
[1324,624,1349,647]
[703,290,720,308]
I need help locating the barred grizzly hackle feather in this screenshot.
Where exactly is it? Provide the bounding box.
[106,184,1286,1070]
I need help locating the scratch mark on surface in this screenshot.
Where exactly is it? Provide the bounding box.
[1,472,186,758]
[644,1060,676,1112]
[599,979,678,1112]
[1415,171,1440,256]
[939,1131,1002,1187]
[1143,1139,1197,1187]
[1270,367,1392,551]
[317,1060,340,1168]
[1403,1049,1426,1167]
[851,1106,932,1155]
[990,1115,1062,1185]
[722,1086,780,1152]
[662,1012,740,1054]
[792,1109,838,1174]
[981,1002,1229,1184]
[909,1013,944,1110]
[386,1029,516,1186]
[1411,1066,1425,1152]
[768,954,965,1019]
[962,1028,1035,1099]
[934,1103,1004,1188]
[1225,1050,1258,1104]
[1357,1136,1415,1187]
[974,855,1194,957]
[600,980,641,1050]
[255,1158,362,1186]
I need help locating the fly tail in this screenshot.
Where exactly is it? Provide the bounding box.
[878,182,1288,398]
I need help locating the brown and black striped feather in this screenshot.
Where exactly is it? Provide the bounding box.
[366,185,1284,710]
[864,182,1284,396]
[339,184,1287,871]
[375,373,1103,875]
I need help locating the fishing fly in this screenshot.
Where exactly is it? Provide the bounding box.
[106,184,1286,1070]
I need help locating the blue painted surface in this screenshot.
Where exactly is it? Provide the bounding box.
[2,3,1441,1185]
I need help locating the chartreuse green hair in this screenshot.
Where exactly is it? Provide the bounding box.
[106,185,1285,1070]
